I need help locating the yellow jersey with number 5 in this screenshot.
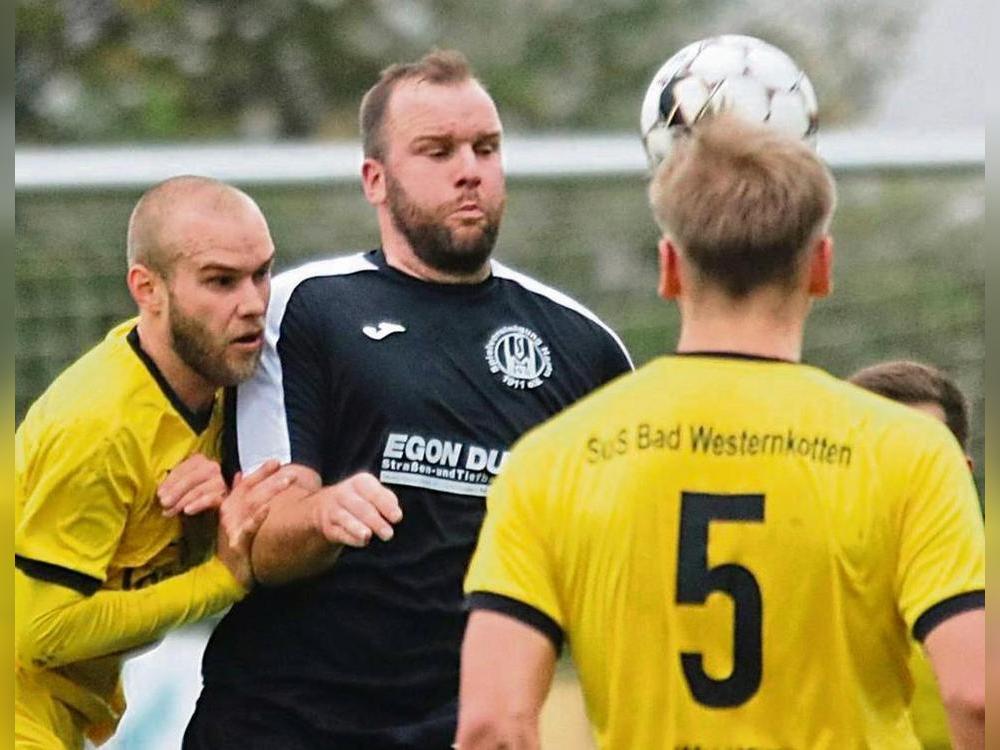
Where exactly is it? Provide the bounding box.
[465,354,983,750]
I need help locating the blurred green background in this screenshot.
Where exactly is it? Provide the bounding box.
[17,0,923,143]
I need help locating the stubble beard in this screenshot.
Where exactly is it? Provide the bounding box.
[386,173,503,277]
[168,293,261,387]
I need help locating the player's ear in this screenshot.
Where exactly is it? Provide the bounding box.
[361,158,387,206]
[658,237,683,300]
[807,235,833,298]
[127,263,166,315]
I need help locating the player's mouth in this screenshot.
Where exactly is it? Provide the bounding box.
[230,330,264,351]
[452,202,486,224]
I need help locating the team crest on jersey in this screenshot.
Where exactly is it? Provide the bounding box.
[485,325,553,389]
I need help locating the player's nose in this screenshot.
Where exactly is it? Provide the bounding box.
[237,277,267,317]
[454,144,482,189]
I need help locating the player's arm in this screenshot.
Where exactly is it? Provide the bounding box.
[921,608,985,750]
[156,450,402,585]
[16,557,241,671]
[455,610,557,750]
[457,438,565,749]
[895,428,985,750]
[226,278,402,585]
[250,467,402,586]
[16,460,286,670]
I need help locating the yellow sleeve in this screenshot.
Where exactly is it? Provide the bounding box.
[16,426,139,582]
[895,433,985,641]
[464,440,565,642]
[15,556,245,672]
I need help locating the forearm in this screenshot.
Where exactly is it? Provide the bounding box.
[250,484,342,586]
[17,557,244,671]
[456,611,556,750]
[925,609,985,750]
[946,709,985,750]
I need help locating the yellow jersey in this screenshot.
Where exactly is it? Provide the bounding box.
[909,646,951,749]
[14,320,235,746]
[466,354,984,750]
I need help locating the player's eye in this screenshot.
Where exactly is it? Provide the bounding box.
[252,268,270,283]
[206,275,236,289]
[475,141,499,155]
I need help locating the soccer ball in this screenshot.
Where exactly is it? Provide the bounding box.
[640,35,819,169]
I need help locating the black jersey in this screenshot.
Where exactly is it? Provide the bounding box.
[188,249,631,748]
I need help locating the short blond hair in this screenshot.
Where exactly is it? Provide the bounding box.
[649,115,836,297]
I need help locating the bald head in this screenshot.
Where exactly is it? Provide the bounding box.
[126,176,265,275]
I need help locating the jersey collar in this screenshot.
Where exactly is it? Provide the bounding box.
[673,350,799,364]
[367,248,496,296]
[126,326,215,434]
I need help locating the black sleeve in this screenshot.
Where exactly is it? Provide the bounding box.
[600,326,633,382]
[277,283,333,474]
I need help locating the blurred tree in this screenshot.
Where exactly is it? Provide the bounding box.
[16,0,923,143]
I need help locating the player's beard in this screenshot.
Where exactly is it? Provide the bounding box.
[386,172,503,276]
[168,293,261,387]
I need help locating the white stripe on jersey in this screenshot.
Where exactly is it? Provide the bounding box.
[490,260,634,369]
[236,253,378,473]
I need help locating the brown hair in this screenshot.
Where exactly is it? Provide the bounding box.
[648,114,836,298]
[359,49,475,160]
[849,360,970,450]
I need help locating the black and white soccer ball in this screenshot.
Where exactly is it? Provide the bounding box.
[640,35,819,169]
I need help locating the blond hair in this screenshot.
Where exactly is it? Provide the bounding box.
[649,115,836,297]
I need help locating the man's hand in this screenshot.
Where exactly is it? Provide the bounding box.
[159,453,227,517]
[311,473,402,547]
[216,460,297,589]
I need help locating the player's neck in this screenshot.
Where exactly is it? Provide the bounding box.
[674,286,809,361]
[135,319,217,413]
[675,313,805,362]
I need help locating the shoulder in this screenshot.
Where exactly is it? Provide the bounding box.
[511,363,644,461]
[490,260,631,365]
[268,252,379,321]
[833,376,959,449]
[791,370,966,484]
[18,324,164,471]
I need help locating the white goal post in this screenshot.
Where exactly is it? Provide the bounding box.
[14,128,984,193]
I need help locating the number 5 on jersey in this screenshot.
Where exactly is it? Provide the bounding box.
[677,492,765,708]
